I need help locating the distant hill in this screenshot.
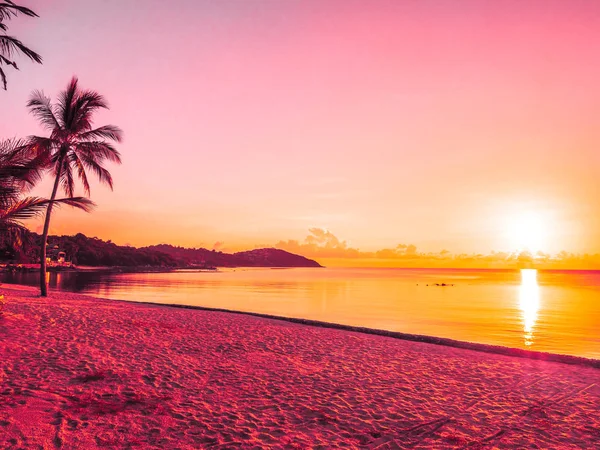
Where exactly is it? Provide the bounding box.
[17,233,178,267]
[2,232,322,268]
[233,248,322,267]
[145,244,322,268]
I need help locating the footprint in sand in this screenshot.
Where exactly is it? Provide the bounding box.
[142,374,156,386]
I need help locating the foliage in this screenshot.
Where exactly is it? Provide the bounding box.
[0,232,321,268]
[0,0,42,90]
[0,139,93,258]
[6,232,178,267]
[145,244,322,267]
[25,77,123,196]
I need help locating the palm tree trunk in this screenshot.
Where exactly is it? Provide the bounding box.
[40,155,64,297]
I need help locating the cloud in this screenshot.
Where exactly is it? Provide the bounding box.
[276,229,437,260]
[275,228,600,269]
[275,228,362,258]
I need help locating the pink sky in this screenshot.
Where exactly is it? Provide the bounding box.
[1,0,600,257]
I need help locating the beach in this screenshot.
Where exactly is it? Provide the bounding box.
[1,286,599,449]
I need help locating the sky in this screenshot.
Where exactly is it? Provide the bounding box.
[1,0,600,264]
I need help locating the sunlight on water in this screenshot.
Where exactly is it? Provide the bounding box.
[3,268,600,359]
[519,269,540,347]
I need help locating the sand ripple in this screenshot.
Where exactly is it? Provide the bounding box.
[1,287,599,449]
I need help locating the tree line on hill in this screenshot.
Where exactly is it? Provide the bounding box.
[0,232,322,268]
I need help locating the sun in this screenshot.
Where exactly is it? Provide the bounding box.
[507,212,546,253]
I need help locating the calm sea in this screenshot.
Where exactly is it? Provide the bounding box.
[2,268,599,359]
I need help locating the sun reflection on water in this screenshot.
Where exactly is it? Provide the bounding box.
[519,269,540,346]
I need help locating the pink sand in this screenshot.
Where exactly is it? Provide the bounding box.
[1,286,599,449]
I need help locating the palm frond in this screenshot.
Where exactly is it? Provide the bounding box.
[0,196,49,221]
[0,34,42,63]
[76,140,122,164]
[27,91,62,130]
[0,1,38,21]
[0,161,41,187]
[0,2,40,90]
[69,151,90,196]
[0,183,19,198]
[0,222,28,247]
[79,124,123,143]
[59,160,75,197]
[71,89,109,132]
[58,76,79,129]
[80,153,113,190]
[0,63,6,90]
[0,53,17,89]
[53,196,95,213]
[0,136,30,164]
[23,135,55,160]
[0,185,19,211]
[0,53,17,68]
[0,138,46,187]
[1,195,95,226]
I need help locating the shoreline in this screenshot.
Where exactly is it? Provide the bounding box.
[1,285,600,447]
[4,264,600,274]
[2,283,599,368]
[135,302,600,370]
[0,264,213,274]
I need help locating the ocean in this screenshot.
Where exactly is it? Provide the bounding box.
[2,267,599,359]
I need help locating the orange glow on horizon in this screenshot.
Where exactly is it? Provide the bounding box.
[3,0,600,261]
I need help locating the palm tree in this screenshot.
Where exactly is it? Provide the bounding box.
[0,1,42,90]
[0,138,94,257]
[25,76,122,296]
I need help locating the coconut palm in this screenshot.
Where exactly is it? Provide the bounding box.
[0,1,42,90]
[25,76,122,296]
[0,138,94,256]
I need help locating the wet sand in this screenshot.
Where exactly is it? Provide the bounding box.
[1,286,599,449]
